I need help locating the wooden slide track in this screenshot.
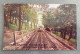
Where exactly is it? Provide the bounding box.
[3,29,77,50]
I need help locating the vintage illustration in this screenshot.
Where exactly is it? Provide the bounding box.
[3,4,77,50]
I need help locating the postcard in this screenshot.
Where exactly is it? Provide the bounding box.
[3,4,77,50]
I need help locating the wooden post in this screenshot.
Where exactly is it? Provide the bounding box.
[13,31,16,45]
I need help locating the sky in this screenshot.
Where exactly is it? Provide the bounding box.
[32,4,60,8]
[48,4,60,8]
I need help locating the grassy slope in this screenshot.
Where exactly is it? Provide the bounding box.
[57,32,77,45]
[9,23,35,34]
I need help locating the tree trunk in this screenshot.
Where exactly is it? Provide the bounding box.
[31,22,32,29]
[10,11,12,24]
[12,17,14,24]
[25,23,26,29]
[34,23,35,29]
[16,18,17,26]
[63,27,67,39]
[15,17,17,26]
[68,27,73,41]
[4,12,9,28]
[61,30,64,38]
[18,6,21,31]
[21,21,23,29]
[15,17,16,25]
[27,22,29,29]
